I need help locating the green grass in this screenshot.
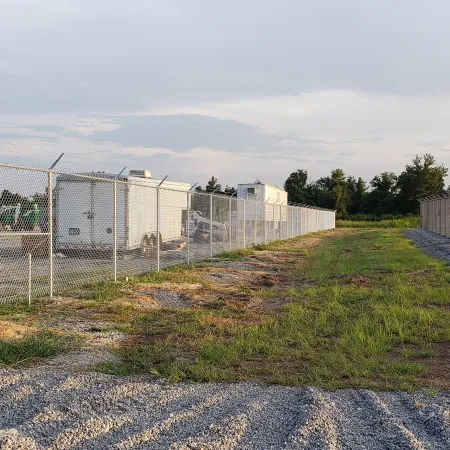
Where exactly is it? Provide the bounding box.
[336,216,420,229]
[99,229,450,390]
[215,240,299,260]
[215,248,255,261]
[0,330,76,367]
[0,300,46,317]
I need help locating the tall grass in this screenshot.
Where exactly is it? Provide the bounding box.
[337,216,420,229]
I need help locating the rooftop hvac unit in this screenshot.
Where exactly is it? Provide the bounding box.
[129,169,152,179]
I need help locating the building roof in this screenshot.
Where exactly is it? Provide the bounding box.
[237,182,286,192]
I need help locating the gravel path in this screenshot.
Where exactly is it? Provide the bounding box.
[405,228,450,263]
[0,368,448,449]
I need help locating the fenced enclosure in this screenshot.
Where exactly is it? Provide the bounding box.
[419,195,450,236]
[0,162,335,303]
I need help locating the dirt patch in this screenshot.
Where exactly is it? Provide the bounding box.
[409,268,434,277]
[257,274,281,287]
[421,342,450,389]
[373,269,396,275]
[202,271,242,284]
[137,289,192,308]
[347,276,371,287]
[0,321,35,341]
[251,251,300,265]
[118,296,159,310]
[134,282,203,292]
[389,342,450,389]
[273,236,322,252]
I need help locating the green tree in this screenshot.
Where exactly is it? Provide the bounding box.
[224,185,236,196]
[354,177,366,214]
[284,169,308,203]
[304,183,333,208]
[205,176,222,193]
[347,176,366,214]
[371,172,398,194]
[397,154,448,214]
[330,169,349,214]
[363,172,398,215]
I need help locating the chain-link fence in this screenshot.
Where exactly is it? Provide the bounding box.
[0,162,335,303]
[419,195,450,236]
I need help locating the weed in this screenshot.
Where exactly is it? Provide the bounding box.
[215,248,254,260]
[0,330,77,367]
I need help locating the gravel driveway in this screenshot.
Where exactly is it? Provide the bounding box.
[0,368,448,449]
[405,228,450,263]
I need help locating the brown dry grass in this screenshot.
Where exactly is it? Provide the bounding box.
[0,321,35,342]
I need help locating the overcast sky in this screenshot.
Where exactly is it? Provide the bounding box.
[1,0,450,188]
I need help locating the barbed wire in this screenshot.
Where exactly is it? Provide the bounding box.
[0,140,115,169]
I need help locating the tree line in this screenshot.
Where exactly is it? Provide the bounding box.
[184,153,448,218]
[194,176,237,196]
[283,154,447,216]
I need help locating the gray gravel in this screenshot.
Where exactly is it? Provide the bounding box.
[405,228,450,263]
[141,290,190,309]
[0,368,448,449]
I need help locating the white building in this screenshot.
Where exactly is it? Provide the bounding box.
[237,182,288,221]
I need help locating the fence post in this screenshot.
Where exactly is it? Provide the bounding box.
[443,198,446,237]
[264,202,267,244]
[444,198,448,237]
[229,196,232,251]
[254,200,257,245]
[113,180,117,282]
[210,194,213,257]
[28,253,32,306]
[291,206,294,238]
[279,205,282,240]
[187,191,190,264]
[243,200,246,248]
[156,187,160,271]
[273,203,275,241]
[48,170,53,298]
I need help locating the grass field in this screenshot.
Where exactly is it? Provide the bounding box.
[96,229,450,390]
[336,216,420,228]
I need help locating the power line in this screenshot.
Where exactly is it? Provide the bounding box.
[65,153,111,165]
[0,146,88,168]
[0,140,57,155]
[0,146,50,161]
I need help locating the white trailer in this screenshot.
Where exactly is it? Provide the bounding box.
[55,170,190,252]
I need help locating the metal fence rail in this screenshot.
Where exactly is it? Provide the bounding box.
[0,162,336,303]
